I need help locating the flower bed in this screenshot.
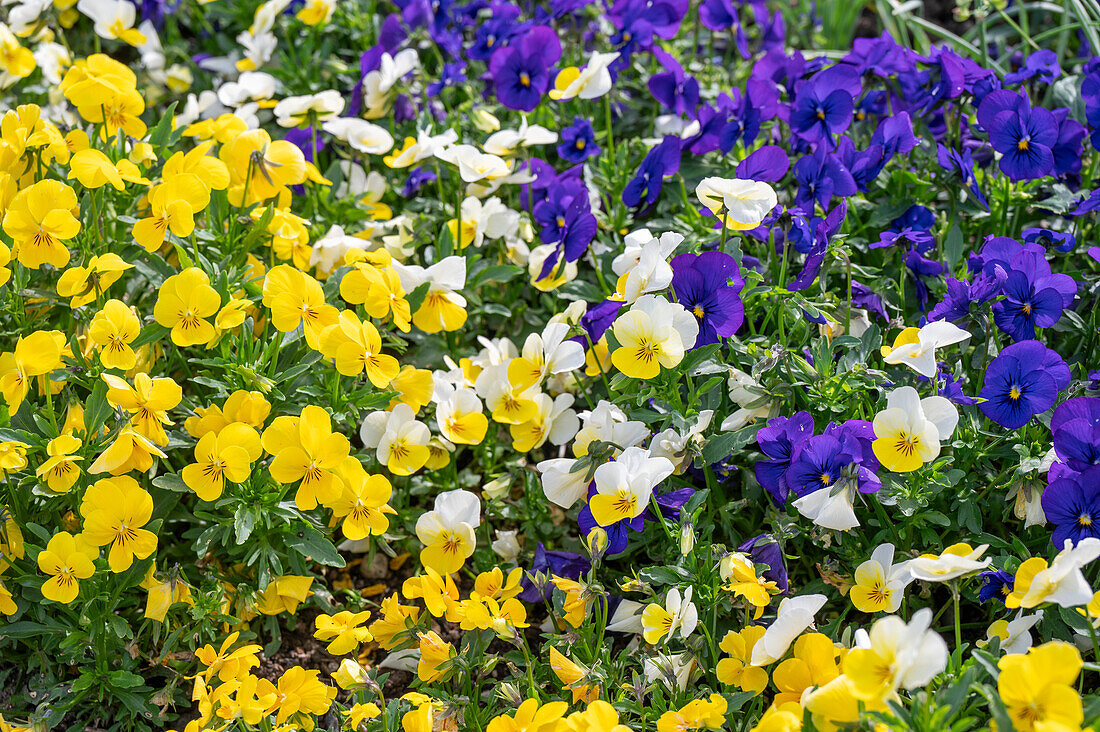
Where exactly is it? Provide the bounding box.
[1,0,1099,730]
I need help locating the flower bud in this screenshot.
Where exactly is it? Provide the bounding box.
[471,108,501,133]
[585,527,608,559]
[679,523,695,556]
[483,475,511,500]
[332,658,369,689]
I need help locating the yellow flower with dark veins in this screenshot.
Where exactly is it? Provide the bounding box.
[219,128,307,205]
[716,626,769,694]
[67,149,125,190]
[194,630,262,683]
[36,434,83,493]
[87,427,167,475]
[102,372,182,446]
[318,310,400,387]
[153,267,222,347]
[262,405,351,510]
[328,459,395,539]
[132,174,210,253]
[2,179,81,269]
[0,330,64,413]
[79,475,157,572]
[181,422,262,501]
[88,299,141,370]
[57,254,133,308]
[998,641,1083,732]
[140,564,193,622]
[262,264,339,350]
[37,531,97,603]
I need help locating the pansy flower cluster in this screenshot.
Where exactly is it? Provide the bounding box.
[2,0,1100,730]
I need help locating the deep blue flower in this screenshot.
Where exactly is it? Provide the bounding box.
[992,250,1077,340]
[401,167,437,197]
[622,136,681,208]
[854,90,888,123]
[139,0,182,27]
[646,488,696,522]
[1042,466,1100,547]
[1022,227,1076,253]
[581,299,626,343]
[1052,110,1086,183]
[789,203,846,291]
[608,0,688,40]
[977,569,1015,603]
[851,280,887,321]
[872,227,934,252]
[736,145,789,182]
[785,430,879,502]
[557,117,600,164]
[739,535,789,592]
[754,411,815,504]
[976,90,1058,181]
[941,370,980,406]
[979,341,1067,429]
[648,48,700,116]
[489,25,561,111]
[670,251,745,345]
[557,196,599,264]
[467,6,524,61]
[905,248,943,312]
[1052,398,1100,472]
[716,80,779,155]
[1003,49,1061,86]
[534,176,587,243]
[936,144,988,209]
[843,32,915,77]
[426,62,467,96]
[699,0,738,31]
[790,67,859,142]
[792,144,857,211]
[1081,71,1100,151]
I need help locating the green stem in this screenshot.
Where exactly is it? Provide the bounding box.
[603,95,615,159]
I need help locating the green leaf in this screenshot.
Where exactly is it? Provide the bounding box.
[148,102,179,148]
[240,205,277,252]
[637,565,691,586]
[944,222,964,271]
[405,281,431,314]
[702,426,761,464]
[286,525,345,567]
[152,473,189,493]
[83,379,113,436]
[0,621,66,639]
[235,505,258,544]
[469,263,522,289]
[106,614,132,640]
[130,323,170,349]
